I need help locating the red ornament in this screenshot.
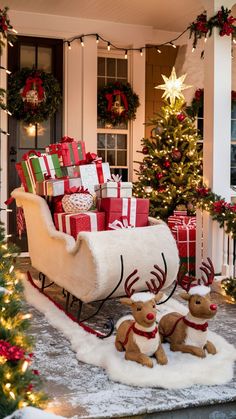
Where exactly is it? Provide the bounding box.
[163,160,171,169]
[33,369,40,375]
[156,172,163,180]
[142,146,149,155]
[177,113,186,122]
[157,186,166,193]
[171,149,182,162]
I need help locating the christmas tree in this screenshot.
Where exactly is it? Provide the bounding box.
[0,223,47,417]
[134,68,202,219]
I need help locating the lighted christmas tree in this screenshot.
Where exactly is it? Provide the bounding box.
[134,68,202,219]
[0,222,47,417]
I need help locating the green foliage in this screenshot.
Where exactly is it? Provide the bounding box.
[8,67,62,124]
[0,7,17,56]
[221,277,236,302]
[0,222,47,416]
[134,98,202,219]
[97,81,140,126]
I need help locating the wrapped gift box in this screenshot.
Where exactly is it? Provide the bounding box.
[46,138,86,167]
[54,211,105,240]
[16,151,63,193]
[174,225,196,276]
[79,162,111,194]
[99,197,149,230]
[168,212,196,236]
[36,177,82,197]
[95,181,132,198]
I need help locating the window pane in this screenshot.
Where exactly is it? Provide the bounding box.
[37,120,51,148]
[232,121,236,140]
[107,150,115,166]
[19,121,36,148]
[111,167,128,181]
[117,76,128,83]
[117,59,127,78]
[20,45,35,68]
[98,77,105,89]
[97,149,105,162]
[98,57,105,76]
[232,101,236,118]
[231,144,236,165]
[97,134,105,148]
[117,150,127,166]
[38,47,52,72]
[107,58,116,77]
[117,134,127,149]
[107,134,116,149]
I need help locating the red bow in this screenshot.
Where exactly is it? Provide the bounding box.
[61,136,75,143]
[105,90,128,112]
[65,186,90,195]
[21,76,44,101]
[22,150,41,160]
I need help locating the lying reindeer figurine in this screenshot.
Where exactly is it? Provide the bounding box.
[115,260,168,368]
[159,258,217,358]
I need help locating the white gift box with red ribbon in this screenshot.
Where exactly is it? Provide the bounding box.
[78,162,111,194]
[94,174,132,198]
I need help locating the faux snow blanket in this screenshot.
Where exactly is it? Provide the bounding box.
[22,275,236,390]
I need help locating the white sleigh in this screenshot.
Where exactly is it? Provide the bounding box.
[12,188,179,305]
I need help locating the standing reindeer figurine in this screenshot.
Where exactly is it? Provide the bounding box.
[115,258,168,368]
[159,258,217,358]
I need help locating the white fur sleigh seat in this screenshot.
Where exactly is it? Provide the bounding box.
[12,188,179,303]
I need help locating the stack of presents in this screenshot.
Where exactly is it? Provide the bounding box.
[15,136,196,274]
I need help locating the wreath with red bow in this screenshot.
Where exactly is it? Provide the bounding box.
[97,81,140,126]
[8,68,62,124]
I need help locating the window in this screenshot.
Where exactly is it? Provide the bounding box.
[97,54,129,181]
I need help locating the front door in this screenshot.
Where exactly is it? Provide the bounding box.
[7,36,63,251]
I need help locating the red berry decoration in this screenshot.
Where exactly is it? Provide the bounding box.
[142,146,149,155]
[163,160,171,168]
[177,113,186,122]
[171,149,182,162]
[156,172,163,180]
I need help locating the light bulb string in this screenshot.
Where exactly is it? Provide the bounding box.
[64,28,190,53]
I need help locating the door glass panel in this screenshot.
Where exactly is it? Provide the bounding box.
[117,150,127,166]
[97,133,105,148]
[98,57,105,76]
[107,134,115,149]
[117,134,127,149]
[117,59,127,78]
[19,121,36,148]
[37,120,51,148]
[20,45,35,68]
[107,150,115,165]
[107,58,116,77]
[38,47,52,72]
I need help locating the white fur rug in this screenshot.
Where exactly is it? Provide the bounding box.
[22,275,236,390]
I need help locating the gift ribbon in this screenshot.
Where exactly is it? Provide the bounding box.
[57,212,98,237]
[105,90,128,112]
[108,174,122,182]
[61,136,74,143]
[22,150,42,160]
[21,76,44,101]
[64,186,90,195]
[108,216,134,230]
[121,198,137,227]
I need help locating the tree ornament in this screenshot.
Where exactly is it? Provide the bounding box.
[144,185,153,193]
[8,68,62,124]
[163,160,171,168]
[98,81,140,126]
[157,186,166,193]
[156,172,163,180]
[154,126,163,135]
[171,149,182,162]
[155,67,191,106]
[142,146,149,155]
[139,164,144,172]
[177,113,186,122]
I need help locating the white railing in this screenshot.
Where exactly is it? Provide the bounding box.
[196,210,234,278]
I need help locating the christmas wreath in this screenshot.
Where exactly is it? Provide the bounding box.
[8,68,62,124]
[97,81,140,126]
[186,88,236,118]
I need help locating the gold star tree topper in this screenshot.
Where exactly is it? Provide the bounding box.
[155,67,191,106]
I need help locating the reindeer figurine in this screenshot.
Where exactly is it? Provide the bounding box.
[159,258,217,358]
[115,260,168,368]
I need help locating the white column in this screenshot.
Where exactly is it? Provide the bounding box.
[130,49,146,181]
[0,47,8,231]
[198,0,234,274]
[82,37,97,153]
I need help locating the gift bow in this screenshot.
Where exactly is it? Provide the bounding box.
[108,174,122,182]
[21,76,44,101]
[61,136,75,143]
[172,219,196,231]
[105,90,128,112]
[109,217,134,230]
[65,186,90,195]
[22,150,42,160]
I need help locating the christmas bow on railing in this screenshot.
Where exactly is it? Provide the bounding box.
[21,76,45,101]
[108,174,122,182]
[109,216,134,230]
[105,90,128,111]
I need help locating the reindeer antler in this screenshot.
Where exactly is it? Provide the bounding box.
[146,253,167,294]
[124,269,140,297]
[199,257,215,286]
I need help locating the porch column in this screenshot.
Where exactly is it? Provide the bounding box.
[196,0,235,275]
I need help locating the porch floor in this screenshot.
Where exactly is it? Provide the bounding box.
[18,258,236,419]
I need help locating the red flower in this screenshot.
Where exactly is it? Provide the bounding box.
[213,200,227,213]
[33,369,40,375]
[0,340,25,361]
[196,187,209,197]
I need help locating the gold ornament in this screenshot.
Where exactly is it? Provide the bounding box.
[155,67,191,106]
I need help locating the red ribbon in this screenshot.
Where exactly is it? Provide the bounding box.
[21,76,44,101]
[105,90,129,112]
[61,136,74,143]
[22,150,41,160]
[64,186,90,195]
[53,196,64,213]
[4,196,15,205]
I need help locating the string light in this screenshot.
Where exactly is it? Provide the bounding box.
[125,50,128,59]
[96,34,99,44]
[68,41,71,50]
[80,37,84,47]
[9,265,14,274]
[0,66,11,74]
[140,48,143,56]
[157,48,162,54]
[170,42,177,48]
[107,42,111,51]
[21,360,29,373]
[9,391,15,400]
[8,41,13,47]
[192,47,195,53]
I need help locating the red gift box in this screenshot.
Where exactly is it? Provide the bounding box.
[168,214,196,236]
[46,137,86,167]
[174,225,196,276]
[54,211,105,240]
[99,197,149,230]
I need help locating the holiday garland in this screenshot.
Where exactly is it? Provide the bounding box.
[97,81,140,126]
[8,68,62,124]
[0,7,16,55]
[186,88,236,118]
[189,6,236,49]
